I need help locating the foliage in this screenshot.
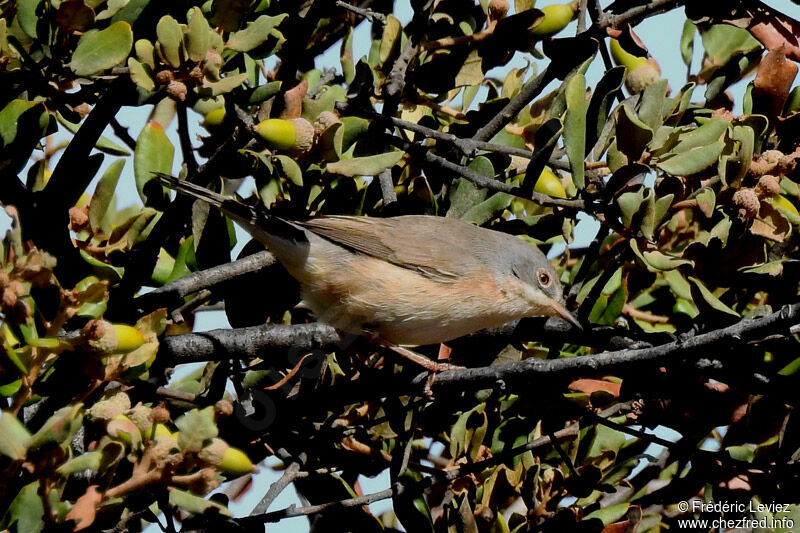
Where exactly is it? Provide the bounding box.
[1,0,800,531]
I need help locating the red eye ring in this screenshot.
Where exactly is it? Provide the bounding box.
[537,268,551,287]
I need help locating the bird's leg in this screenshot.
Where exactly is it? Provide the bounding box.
[363,331,464,372]
[425,343,455,392]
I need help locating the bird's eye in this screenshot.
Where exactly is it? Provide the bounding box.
[537,268,551,287]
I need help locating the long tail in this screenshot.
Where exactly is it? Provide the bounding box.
[154,173,307,247]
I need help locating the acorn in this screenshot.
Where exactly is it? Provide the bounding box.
[255,117,315,154]
[733,188,760,218]
[151,405,171,424]
[166,80,188,101]
[533,168,568,198]
[82,320,147,355]
[87,391,131,420]
[528,2,578,38]
[198,438,257,476]
[154,70,174,85]
[214,399,233,419]
[126,403,154,433]
[312,111,340,135]
[202,107,226,129]
[755,175,781,199]
[609,38,661,93]
[749,150,782,177]
[69,206,89,231]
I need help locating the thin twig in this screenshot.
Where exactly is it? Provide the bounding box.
[250,462,305,515]
[110,118,137,151]
[177,103,198,176]
[383,134,586,209]
[335,0,386,24]
[132,250,275,316]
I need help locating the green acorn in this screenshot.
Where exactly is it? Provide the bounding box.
[528,2,579,38]
[82,320,147,355]
[609,38,661,93]
[255,118,315,154]
[202,107,226,130]
[198,438,257,476]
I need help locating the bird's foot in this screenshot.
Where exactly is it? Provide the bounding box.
[364,331,464,373]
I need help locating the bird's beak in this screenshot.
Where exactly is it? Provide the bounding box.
[550,300,582,330]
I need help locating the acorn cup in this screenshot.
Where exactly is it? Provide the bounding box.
[81,320,147,356]
[609,38,661,93]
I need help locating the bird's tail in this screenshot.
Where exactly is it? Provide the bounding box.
[154,172,307,247]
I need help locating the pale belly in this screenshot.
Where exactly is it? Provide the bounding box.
[296,255,531,346]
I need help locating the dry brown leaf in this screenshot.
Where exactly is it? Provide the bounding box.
[280,79,308,119]
[750,201,792,242]
[568,378,621,398]
[753,46,798,118]
[66,486,102,531]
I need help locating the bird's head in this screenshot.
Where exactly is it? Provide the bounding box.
[501,239,581,329]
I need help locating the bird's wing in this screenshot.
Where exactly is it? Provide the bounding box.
[299,215,486,282]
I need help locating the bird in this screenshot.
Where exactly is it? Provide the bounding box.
[155,173,580,370]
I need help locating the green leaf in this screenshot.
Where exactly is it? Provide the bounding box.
[616,103,652,160]
[111,0,152,24]
[168,488,231,516]
[96,0,129,20]
[80,249,124,279]
[5,482,44,533]
[656,141,724,176]
[455,49,484,87]
[175,406,217,452]
[57,113,132,156]
[689,276,739,317]
[699,24,761,74]
[274,155,303,186]
[326,151,404,177]
[0,412,31,460]
[586,422,626,461]
[156,15,183,67]
[28,404,83,451]
[128,57,155,91]
[248,81,282,104]
[89,160,125,232]
[227,14,288,52]
[680,20,696,68]
[379,14,402,64]
[57,451,103,475]
[460,193,513,225]
[564,72,587,189]
[134,38,155,68]
[631,239,693,271]
[70,21,134,76]
[638,78,669,131]
[695,187,716,217]
[202,73,249,96]
[185,7,213,62]
[17,0,43,38]
[670,118,729,154]
[584,503,630,525]
[586,66,625,155]
[134,121,174,203]
[0,100,43,146]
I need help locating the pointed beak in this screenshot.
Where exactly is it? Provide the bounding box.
[550,300,582,330]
